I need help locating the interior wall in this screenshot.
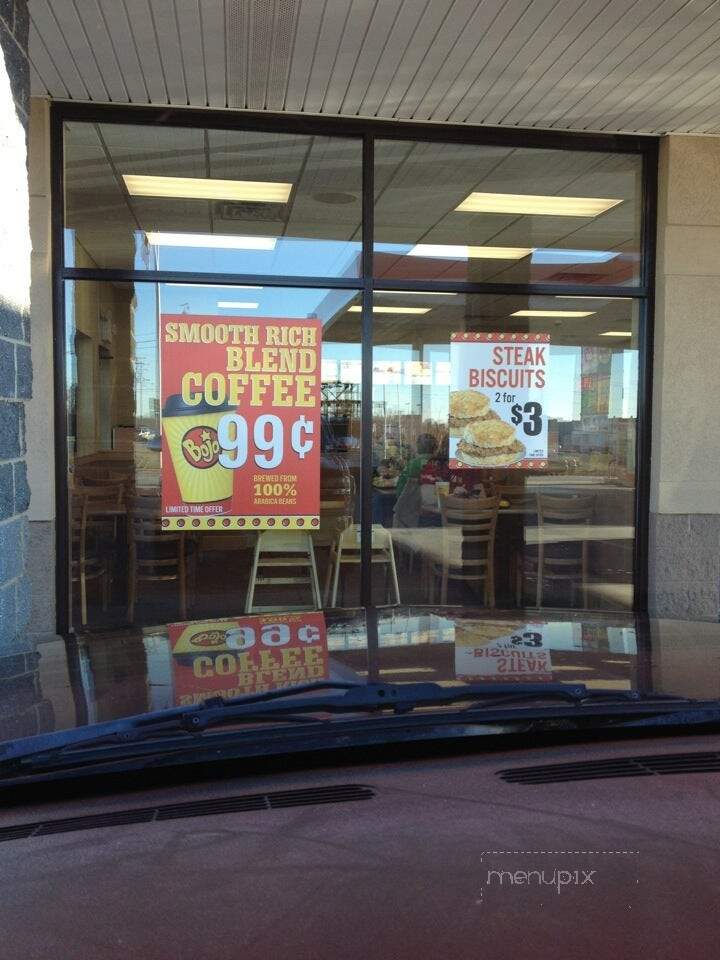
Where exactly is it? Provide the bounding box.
[650,135,720,621]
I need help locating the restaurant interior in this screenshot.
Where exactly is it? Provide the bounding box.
[61,120,643,634]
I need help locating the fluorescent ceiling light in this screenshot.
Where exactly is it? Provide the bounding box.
[512,309,595,318]
[532,249,617,264]
[348,305,430,315]
[146,232,277,250]
[557,295,632,301]
[455,192,622,217]
[376,290,457,296]
[124,174,292,203]
[217,301,259,309]
[600,331,633,337]
[408,244,533,260]
[170,283,263,290]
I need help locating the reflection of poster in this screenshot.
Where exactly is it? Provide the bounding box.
[435,361,451,386]
[373,360,402,384]
[455,622,553,682]
[449,332,549,470]
[404,360,432,385]
[340,358,362,383]
[160,314,321,530]
[321,358,338,382]
[169,612,329,705]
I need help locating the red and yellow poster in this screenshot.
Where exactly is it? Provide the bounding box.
[169,612,329,706]
[448,332,550,470]
[160,314,321,530]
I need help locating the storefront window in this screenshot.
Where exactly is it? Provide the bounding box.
[66,281,360,629]
[59,113,649,633]
[374,140,642,286]
[64,122,362,277]
[371,293,639,610]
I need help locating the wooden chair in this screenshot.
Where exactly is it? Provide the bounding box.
[245,532,322,614]
[520,494,595,608]
[326,524,401,607]
[127,503,190,622]
[70,500,109,627]
[433,494,499,606]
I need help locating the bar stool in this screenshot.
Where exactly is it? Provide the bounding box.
[326,524,401,607]
[245,531,322,613]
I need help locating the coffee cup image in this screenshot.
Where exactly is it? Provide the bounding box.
[162,394,234,504]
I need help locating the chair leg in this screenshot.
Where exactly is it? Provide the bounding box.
[245,536,261,614]
[440,566,448,605]
[330,542,343,608]
[581,541,588,609]
[127,544,136,623]
[307,537,322,610]
[487,560,495,609]
[388,542,401,605]
[179,541,188,620]
[323,546,335,606]
[535,545,544,608]
[101,569,109,611]
[80,566,88,627]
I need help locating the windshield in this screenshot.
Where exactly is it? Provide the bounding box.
[5,606,720,770]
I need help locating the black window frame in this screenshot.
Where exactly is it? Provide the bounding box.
[50,100,658,636]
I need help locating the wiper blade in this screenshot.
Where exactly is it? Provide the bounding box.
[0,680,705,771]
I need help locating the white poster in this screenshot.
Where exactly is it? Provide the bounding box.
[455,622,553,682]
[448,332,550,469]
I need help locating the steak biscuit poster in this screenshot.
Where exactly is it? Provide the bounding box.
[160,314,321,530]
[448,332,550,470]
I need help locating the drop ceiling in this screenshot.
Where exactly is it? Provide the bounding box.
[28,0,720,136]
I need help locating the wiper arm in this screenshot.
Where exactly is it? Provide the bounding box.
[0,680,586,767]
[0,680,705,771]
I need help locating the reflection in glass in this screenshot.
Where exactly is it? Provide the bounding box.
[64,122,362,277]
[370,293,639,611]
[374,140,642,286]
[65,282,361,631]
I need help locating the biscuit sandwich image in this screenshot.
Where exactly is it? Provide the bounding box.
[448,389,499,434]
[456,418,525,467]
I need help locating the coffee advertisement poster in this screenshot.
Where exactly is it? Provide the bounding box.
[159,314,321,530]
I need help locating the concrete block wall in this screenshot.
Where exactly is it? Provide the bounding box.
[0,0,32,653]
[650,136,720,621]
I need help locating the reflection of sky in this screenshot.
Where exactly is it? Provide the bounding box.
[135,233,361,278]
[134,283,360,418]
[548,347,582,422]
[609,350,639,418]
[158,283,358,319]
[374,242,618,263]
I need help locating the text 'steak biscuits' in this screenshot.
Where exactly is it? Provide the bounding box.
[456,418,526,467]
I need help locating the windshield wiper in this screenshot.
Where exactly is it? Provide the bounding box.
[0,680,707,774]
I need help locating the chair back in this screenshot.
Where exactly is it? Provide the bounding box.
[439,494,500,543]
[537,494,594,525]
[76,482,124,511]
[70,500,88,565]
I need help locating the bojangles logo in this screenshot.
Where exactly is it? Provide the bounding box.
[181,425,221,469]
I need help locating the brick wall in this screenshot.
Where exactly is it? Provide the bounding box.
[0,0,32,653]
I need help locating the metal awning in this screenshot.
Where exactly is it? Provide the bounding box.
[28,0,720,135]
